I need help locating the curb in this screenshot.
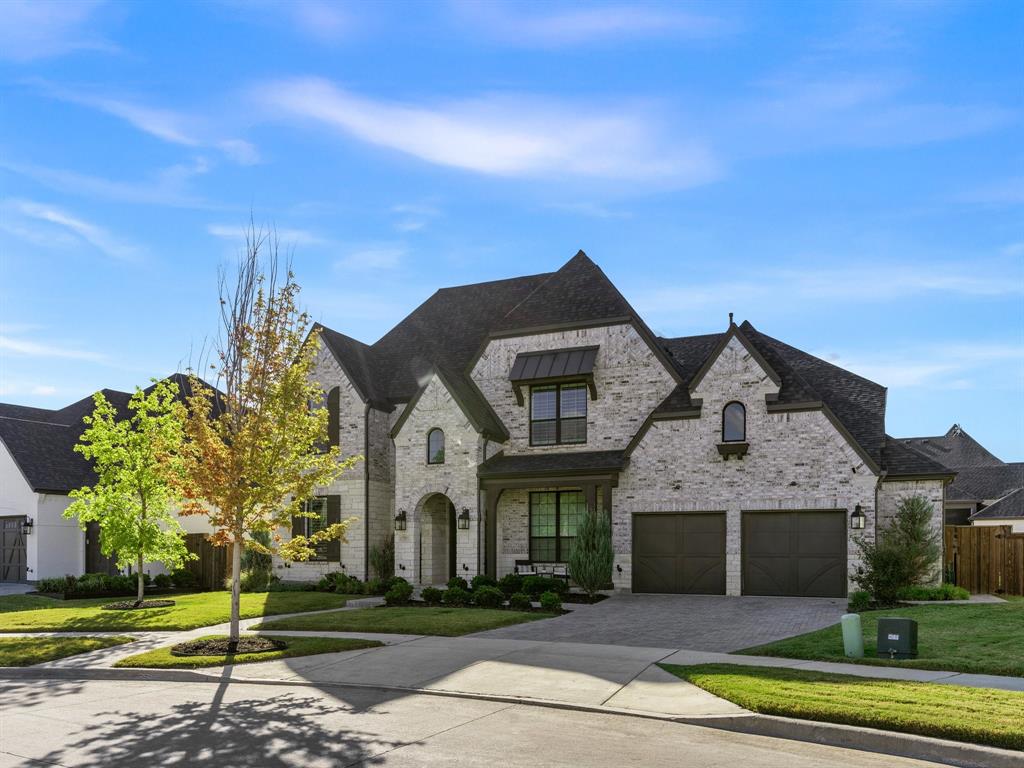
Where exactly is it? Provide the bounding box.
[2,667,1019,767]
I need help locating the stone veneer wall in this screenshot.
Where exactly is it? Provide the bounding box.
[471,323,677,455]
[876,478,946,584]
[393,375,484,584]
[365,406,395,580]
[615,336,880,595]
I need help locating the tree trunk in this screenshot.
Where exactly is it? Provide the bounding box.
[137,552,144,604]
[229,537,242,645]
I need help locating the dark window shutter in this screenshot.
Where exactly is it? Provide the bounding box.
[325,495,342,561]
[327,387,340,448]
[292,512,304,538]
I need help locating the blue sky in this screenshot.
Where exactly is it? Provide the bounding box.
[1,0,1021,458]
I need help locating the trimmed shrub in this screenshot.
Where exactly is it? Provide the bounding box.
[363,578,389,596]
[497,573,523,596]
[153,573,172,589]
[384,580,414,606]
[508,592,532,611]
[442,586,470,606]
[388,576,410,590]
[335,574,364,594]
[470,574,498,592]
[236,569,279,593]
[569,509,614,598]
[38,575,75,594]
[522,575,568,598]
[898,583,970,601]
[268,580,314,592]
[170,569,199,590]
[421,586,444,605]
[539,591,562,612]
[369,534,395,580]
[447,576,470,592]
[474,586,504,608]
[847,590,871,612]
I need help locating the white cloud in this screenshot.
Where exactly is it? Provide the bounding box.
[391,203,441,232]
[217,139,261,165]
[256,77,720,186]
[0,334,105,362]
[206,223,323,246]
[335,244,406,271]
[0,0,116,62]
[3,199,141,261]
[452,1,730,46]
[288,0,350,43]
[547,201,633,219]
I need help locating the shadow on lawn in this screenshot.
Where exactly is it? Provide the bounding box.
[36,674,403,768]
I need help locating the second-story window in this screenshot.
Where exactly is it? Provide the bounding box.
[530,382,587,446]
[723,401,746,442]
[427,428,445,464]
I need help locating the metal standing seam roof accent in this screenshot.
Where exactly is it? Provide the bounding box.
[509,346,598,382]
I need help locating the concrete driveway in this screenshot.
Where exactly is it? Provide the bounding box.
[0,583,33,596]
[473,593,848,651]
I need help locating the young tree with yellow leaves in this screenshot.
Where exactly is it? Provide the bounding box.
[181,226,359,645]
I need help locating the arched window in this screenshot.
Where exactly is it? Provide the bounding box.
[427,428,445,464]
[722,402,745,442]
[326,387,340,448]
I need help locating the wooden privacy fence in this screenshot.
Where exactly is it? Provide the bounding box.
[944,525,1024,596]
[183,533,228,591]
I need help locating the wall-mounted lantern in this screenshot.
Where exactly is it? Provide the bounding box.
[850,505,866,530]
[20,518,33,536]
[394,509,407,531]
[458,508,471,530]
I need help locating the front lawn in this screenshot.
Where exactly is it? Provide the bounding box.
[254,606,555,636]
[0,635,135,666]
[0,592,357,632]
[739,600,1024,677]
[662,663,1024,751]
[114,634,382,669]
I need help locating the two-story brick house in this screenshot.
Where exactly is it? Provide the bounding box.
[280,251,952,597]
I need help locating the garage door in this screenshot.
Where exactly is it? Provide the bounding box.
[742,511,846,597]
[632,513,726,594]
[0,516,27,582]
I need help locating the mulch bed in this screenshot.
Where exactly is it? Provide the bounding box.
[561,593,609,604]
[171,637,287,657]
[101,599,177,611]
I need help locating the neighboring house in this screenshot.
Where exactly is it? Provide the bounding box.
[900,425,1024,532]
[0,374,214,582]
[280,251,952,597]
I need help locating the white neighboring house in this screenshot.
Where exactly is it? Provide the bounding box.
[0,374,213,583]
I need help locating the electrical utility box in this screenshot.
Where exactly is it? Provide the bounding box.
[876,617,918,659]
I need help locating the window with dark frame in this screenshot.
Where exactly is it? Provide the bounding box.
[722,401,746,442]
[529,490,585,562]
[427,428,445,464]
[530,382,587,446]
[300,497,328,561]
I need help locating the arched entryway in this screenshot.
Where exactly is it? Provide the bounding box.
[418,493,456,586]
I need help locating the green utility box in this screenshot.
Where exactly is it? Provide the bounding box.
[876,618,918,659]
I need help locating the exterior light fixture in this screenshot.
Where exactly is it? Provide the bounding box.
[20,518,33,536]
[394,510,407,531]
[458,508,471,530]
[850,505,866,530]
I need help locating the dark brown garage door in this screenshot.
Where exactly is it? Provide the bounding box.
[633,513,726,594]
[0,516,27,582]
[742,511,847,597]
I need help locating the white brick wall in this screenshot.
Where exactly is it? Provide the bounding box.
[877,478,946,584]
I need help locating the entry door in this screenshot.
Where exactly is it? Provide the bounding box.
[0,517,27,582]
[85,522,119,576]
[632,513,726,594]
[742,511,847,597]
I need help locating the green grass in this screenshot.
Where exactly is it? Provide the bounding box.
[739,600,1024,677]
[0,635,135,666]
[662,663,1024,751]
[0,592,358,632]
[114,634,382,669]
[254,606,555,636]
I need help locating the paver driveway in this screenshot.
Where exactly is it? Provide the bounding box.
[473,593,848,651]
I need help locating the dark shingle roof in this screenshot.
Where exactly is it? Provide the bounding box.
[478,449,625,478]
[971,487,1024,520]
[880,436,954,477]
[947,464,1024,502]
[901,425,1004,468]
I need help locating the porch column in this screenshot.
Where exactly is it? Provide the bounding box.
[484,487,501,579]
[583,483,598,515]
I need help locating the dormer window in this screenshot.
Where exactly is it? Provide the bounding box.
[530,382,587,446]
[427,428,445,464]
[722,402,746,443]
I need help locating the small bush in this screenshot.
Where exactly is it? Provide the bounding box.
[235,569,279,593]
[522,575,568,598]
[170,569,199,590]
[369,535,395,580]
[153,573,172,589]
[37,575,75,594]
[898,583,970,601]
[508,592,533,611]
[474,586,504,608]
[539,591,562,612]
[268,580,313,592]
[363,578,389,596]
[388,576,410,590]
[447,576,470,592]
[420,586,444,605]
[384,580,414,606]
[847,590,871,612]
[498,573,524,596]
[442,586,470,606]
[335,574,364,594]
[470,574,498,592]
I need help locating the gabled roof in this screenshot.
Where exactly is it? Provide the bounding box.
[879,436,953,478]
[947,464,1024,502]
[0,374,218,494]
[901,425,1004,468]
[970,487,1024,520]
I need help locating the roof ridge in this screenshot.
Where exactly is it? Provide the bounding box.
[0,415,73,427]
[437,270,553,294]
